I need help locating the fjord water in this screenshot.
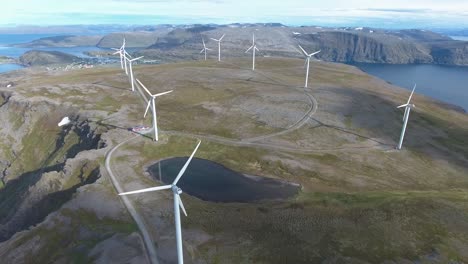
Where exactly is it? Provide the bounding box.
[148,158,300,203]
[353,63,468,111]
[0,34,106,58]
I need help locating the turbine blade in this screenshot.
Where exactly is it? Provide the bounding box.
[200,49,205,54]
[210,38,218,41]
[130,56,144,62]
[144,99,152,118]
[246,45,253,53]
[407,84,417,104]
[397,103,408,108]
[310,50,321,56]
[219,34,225,41]
[113,51,121,55]
[154,90,173,97]
[136,79,153,96]
[119,185,172,196]
[298,45,308,56]
[202,38,206,47]
[172,140,202,185]
[177,195,187,216]
[255,47,259,51]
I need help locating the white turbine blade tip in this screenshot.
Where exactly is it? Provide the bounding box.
[172,140,202,185]
[310,50,321,56]
[178,195,187,216]
[298,45,308,56]
[407,84,417,103]
[131,56,144,61]
[136,79,153,96]
[144,99,152,117]
[119,185,172,196]
[219,34,226,40]
[154,90,173,97]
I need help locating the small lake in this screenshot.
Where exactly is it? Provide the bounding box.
[352,63,468,112]
[148,158,300,203]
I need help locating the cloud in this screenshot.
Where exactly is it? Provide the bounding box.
[2,0,468,28]
[364,8,431,13]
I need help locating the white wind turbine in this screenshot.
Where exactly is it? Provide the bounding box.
[210,34,225,62]
[199,38,211,61]
[112,38,131,75]
[119,140,201,264]
[126,56,144,92]
[397,84,417,150]
[245,33,259,70]
[298,45,321,88]
[136,79,173,141]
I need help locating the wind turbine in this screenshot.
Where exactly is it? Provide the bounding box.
[136,79,172,141]
[298,45,321,88]
[126,56,144,92]
[112,38,131,75]
[119,140,202,264]
[245,33,259,70]
[210,34,225,62]
[397,84,417,150]
[200,38,211,61]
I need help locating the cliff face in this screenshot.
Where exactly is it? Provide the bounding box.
[0,91,103,242]
[430,41,468,65]
[301,31,433,64]
[18,50,79,66]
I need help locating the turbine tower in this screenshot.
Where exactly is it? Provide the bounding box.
[245,33,259,71]
[126,56,144,92]
[397,84,417,150]
[298,45,321,88]
[210,34,225,62]
[119,140,202,264]
[136,79,173,141]
[200,38,211,61]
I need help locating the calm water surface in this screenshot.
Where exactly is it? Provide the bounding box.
[148,157,300,203]
[353,63,468,111]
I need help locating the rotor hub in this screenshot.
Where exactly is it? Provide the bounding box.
[172,185,183,195]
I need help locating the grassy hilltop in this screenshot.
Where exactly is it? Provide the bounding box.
[0,57,467,263]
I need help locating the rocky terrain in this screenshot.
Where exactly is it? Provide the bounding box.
[13,24,468,66]
[0,58,466,263]
[18,50,81,66]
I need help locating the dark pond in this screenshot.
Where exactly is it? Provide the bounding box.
[148,157,300,203]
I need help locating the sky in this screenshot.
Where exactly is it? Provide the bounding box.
[3,0,468,29]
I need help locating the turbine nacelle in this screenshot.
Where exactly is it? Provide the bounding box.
[210,33,225,42]
[298,45,321,58]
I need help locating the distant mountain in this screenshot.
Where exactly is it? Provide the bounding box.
[96,30,172,48]
[10,24,468,66]
[19,50,80,66]
[12,35,102,48]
